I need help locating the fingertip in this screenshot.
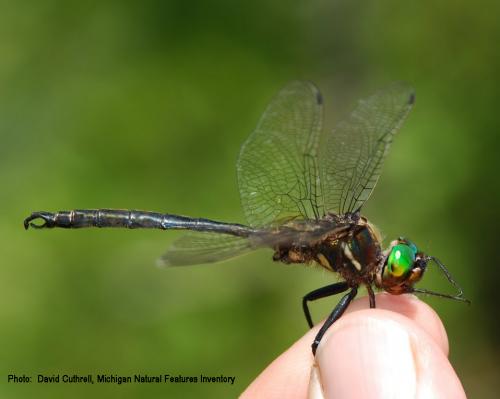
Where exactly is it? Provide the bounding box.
[242,293,460,399]
[315,312,417,398]
[346,293,449,355]
[314,309,465,399]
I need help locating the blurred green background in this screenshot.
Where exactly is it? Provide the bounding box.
[1,0,498,397]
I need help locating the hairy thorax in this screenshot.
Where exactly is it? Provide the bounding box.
[272,215,383,286]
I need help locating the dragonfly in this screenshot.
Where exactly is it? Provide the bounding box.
[24,81,468,355]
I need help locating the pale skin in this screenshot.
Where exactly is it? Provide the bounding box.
[241,293,466,399]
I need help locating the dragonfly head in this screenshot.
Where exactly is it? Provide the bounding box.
[377,238,426,295]
[377,237,469,303]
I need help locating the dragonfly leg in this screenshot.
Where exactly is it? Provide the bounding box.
[311,286,358,355]
[302,282,349,328]
[366,284,376,308]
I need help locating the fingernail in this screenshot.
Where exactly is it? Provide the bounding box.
[314,316,417,399]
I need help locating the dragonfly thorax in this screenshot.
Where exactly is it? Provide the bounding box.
[272,217,384,287]
[317,219,383,285]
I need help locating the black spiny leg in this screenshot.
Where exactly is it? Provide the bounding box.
[366,285,376,309]
[302,282,350,328]
[311,286,358,355]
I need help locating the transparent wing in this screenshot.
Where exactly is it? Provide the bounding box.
[318,82,415,215]
[237,81,324,227]
[159,232,254,266]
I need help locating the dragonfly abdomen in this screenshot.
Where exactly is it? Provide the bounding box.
[24,209,180,229]
[23,209,255,237]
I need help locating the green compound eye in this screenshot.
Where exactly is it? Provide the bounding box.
[387,244,416,277]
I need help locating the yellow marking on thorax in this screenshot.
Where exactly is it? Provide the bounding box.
[341,242,363,271]
[317,253,333,270]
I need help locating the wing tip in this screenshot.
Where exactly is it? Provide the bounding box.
[309,82,324,105]
[285,80,323,105]
[316,90,323,105]
[305,80,323,104]
[408,91,416,105]
[155,257,170,268]
[394,81,415,105]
